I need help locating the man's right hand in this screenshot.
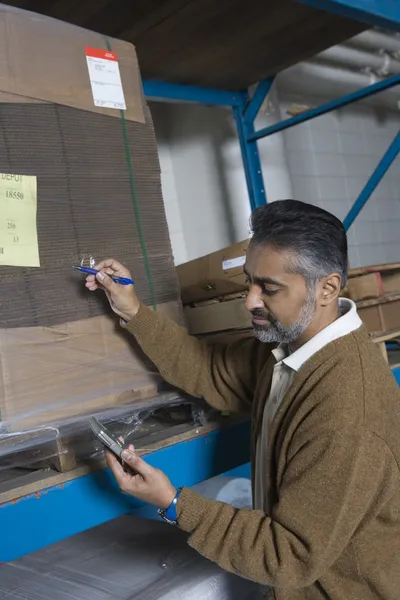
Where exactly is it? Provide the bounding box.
[85,259,140,322]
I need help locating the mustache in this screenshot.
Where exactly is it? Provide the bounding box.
[251,308,268,319]
[250,308,277,324]
[250,308,280,328]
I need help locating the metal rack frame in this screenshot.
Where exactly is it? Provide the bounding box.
[1,0,400,561]
[143,72,400,230]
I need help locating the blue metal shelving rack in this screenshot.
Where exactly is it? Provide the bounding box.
[1,0,400,561]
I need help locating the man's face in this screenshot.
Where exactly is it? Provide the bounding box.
[244,243,316,344]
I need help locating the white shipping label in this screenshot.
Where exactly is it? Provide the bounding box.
[85,47,126,110]
[222,256,246,271]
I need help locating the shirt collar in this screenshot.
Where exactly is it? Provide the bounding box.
[272,298,362,372]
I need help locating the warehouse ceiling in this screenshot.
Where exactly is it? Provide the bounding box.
[3,0,366,89]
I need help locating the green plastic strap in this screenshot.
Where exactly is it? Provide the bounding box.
[105,38,157,311]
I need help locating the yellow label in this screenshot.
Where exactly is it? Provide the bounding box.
[0,173,40,267]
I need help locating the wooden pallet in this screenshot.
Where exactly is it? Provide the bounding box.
[0,429,77,473]
[0,416,238,505]
[0,388,187,475]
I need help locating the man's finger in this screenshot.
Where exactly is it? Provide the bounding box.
[94,258,128,277]
[121,448,152,478]
[105,450,126,486]
[96,270,118,291]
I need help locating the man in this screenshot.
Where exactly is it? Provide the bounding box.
[86,200,400,600]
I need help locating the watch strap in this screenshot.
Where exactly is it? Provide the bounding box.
[158,487,183,525]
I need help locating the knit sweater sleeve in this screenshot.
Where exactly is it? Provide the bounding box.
[125,302,261,413]
[175,428,396,588]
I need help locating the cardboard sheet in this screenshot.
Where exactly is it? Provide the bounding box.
[0,101,180,328]
[0,301,183,431]
[0,4,144,123]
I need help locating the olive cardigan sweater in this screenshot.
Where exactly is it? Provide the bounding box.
[126,303,400,600]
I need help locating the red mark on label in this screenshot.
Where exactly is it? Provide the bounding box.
[85,47,118,61]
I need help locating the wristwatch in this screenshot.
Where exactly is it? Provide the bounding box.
[158,487,183,525]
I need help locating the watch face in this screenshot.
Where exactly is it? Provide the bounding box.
[157,508,176,526]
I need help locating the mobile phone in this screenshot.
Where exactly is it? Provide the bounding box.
[89,417,126,458]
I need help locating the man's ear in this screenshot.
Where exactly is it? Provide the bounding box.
[319,273,342,306]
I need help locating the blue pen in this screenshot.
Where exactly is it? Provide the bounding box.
[72,266,134,286]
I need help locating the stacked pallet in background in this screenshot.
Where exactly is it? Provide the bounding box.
[177,240,251,342]
[0,6,182,453]
[345,264,400,333]
[177,240,400,340]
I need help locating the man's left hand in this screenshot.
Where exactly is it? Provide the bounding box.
[105,445,177,509]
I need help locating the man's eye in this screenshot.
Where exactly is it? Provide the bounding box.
[262,288,279,297]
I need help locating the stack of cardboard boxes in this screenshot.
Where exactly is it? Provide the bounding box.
[177,240,400,340]
[177,240,251,342]
[0,6,182,435]
[345,264,400,332]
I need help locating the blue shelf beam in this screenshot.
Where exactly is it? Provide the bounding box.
[142,80,246,107]
[343,130,400,231]
[297,0,400,32]
[0,419,251,562]
[243,78,275,124]
[249,74,400,142]
[142,74,400,217]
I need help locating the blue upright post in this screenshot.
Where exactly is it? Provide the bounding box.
[343,130,400,231]
[233,79,274,210]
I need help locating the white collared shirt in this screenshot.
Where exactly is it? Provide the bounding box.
[254,298,362,512]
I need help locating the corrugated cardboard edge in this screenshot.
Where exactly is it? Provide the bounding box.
[0,4,145,123]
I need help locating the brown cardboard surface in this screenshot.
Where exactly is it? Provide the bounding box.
[358,295,400,333]
[347,273,382,301]
[347,267,400,302]
[0,5,144,123]
[177,240,249,304]
[0,101,180,327]
[184,297,251,335]
[382,271,400,295]
[0,301,183,431]
[358,305,383,333]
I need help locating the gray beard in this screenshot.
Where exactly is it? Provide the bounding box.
[252,292,316,344]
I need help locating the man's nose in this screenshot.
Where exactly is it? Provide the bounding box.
[245,285,264,312]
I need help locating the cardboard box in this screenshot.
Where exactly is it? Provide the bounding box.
[0,301,183,431]
[0,6,181,434]
[347,264,400,302]
[184,297,251,335]
[357,295,400,334]
[0,5,180,331]
[347,273,383,301]
[177,240,249,304]
[0,5,144,123]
